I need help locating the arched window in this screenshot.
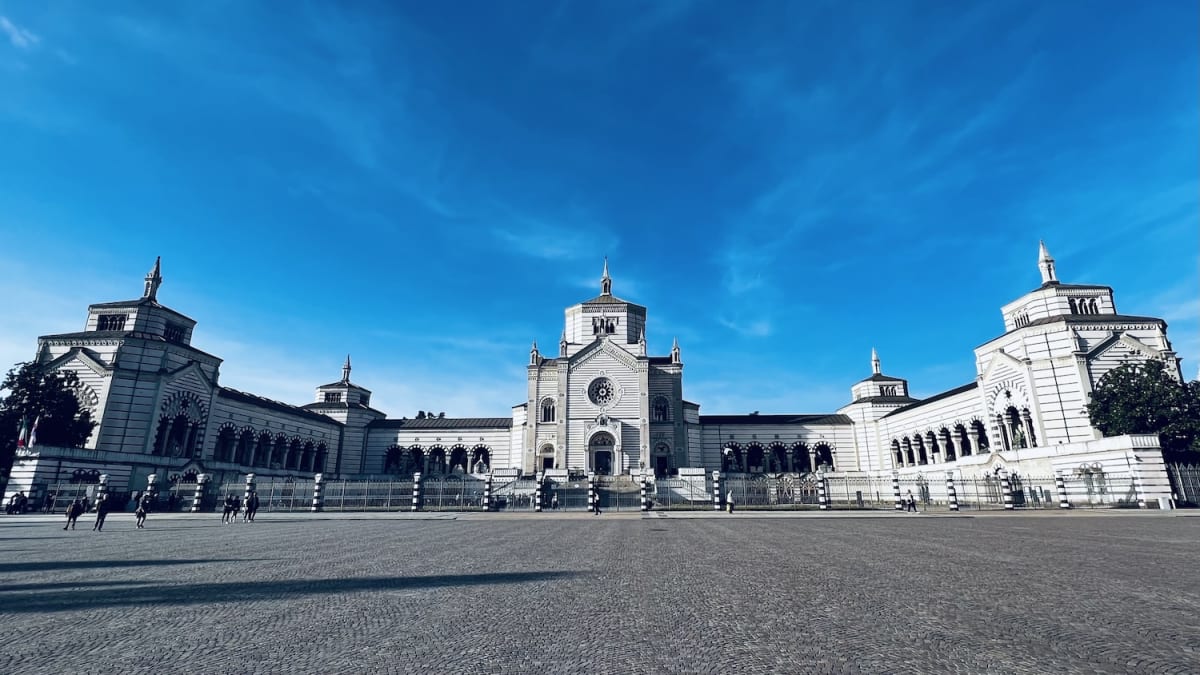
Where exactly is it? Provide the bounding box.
[914,436,928,465]
[954,423,972,456]
[971,420,990,452]
[314,443,328,473]
[892,440,903,468]
[213,424,237,462]
[471,446,491,473]
[768,443,788,472]
[926,431,940,463]
[722,443,743,473]
[384,445,403,473]
[256,431,273,467]
[1068,298,1078,314]
[813,443,834,470]
[540,398,556,423]
[1089,298,1098,313]
[652,396,670,423]
[449,446,469,473]
[902,438,914,466]
[746,444,765,473]
[939,428,956,461]
[791,443,811,473]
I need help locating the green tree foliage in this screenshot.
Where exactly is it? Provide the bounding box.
[0,363,98,479]
[1086,359,1200,457]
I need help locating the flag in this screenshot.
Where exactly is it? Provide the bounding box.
[15,417,27,448]
[28,416,39,448]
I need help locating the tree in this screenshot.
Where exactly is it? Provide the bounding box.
[1086,359,1200,458]
[0,363,98,481]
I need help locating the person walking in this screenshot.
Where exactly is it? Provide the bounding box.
[63,498,83,530]
[247,492,259,522]
[134,501,147,528]
[221,495,234,523]
[906,490,918,513]
[92,495,110,531]
[43,492,56,514]
[727,491,735,514]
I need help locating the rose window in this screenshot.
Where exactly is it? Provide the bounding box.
[588,377,616,406]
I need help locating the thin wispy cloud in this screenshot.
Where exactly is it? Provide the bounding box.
[0,16,38,49]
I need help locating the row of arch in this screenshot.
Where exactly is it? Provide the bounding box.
[383,445,492,476]
[721,442,834,474]
[892,421,988,468]
[539,395,673,423]
[212,424,329,473]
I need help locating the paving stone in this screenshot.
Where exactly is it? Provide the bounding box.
[0,512,1197,673]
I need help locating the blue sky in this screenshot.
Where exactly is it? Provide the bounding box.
[1,1,1196,418]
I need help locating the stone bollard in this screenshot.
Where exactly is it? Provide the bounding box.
[535,472,544,513]
[192,474,210,513]
[588,473,596,513]
[146,473,159,509]
[1000,470,1014,510]
[640,474,649,512]
[712,470,722,511]
[311,473,324,513]
[818,471,829,511]
[946,471,959,512]
[97,474,110,507]
[483,472,493,512]
[1055,471,1070,509]
[892,472,902,511]
[244,473,256,509]
[411,472,422,512]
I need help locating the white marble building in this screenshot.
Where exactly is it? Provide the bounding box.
[5,243,1182,502]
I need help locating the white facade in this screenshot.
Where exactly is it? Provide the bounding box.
[5,244,1183,503]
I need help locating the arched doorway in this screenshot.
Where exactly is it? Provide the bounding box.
[539,444,555,471]
[589,432,615,476]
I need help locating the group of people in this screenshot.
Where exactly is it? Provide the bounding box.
[221,493,260,523]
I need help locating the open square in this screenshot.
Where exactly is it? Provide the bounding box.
[1,511,1198,674]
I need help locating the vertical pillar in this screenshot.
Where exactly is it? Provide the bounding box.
[535,472,544,513]
[711,470,721,511]
[1055,471,1070,509]
[311,473,324,513]
[192,474,209,513]
[411,472,422,512]
[1000,469,1014,510]
[243,472,256,512]
[817,470,829,511]
[892,472,902,511]
[588,473,596,513]
[97,474,110,506]
[483,471,493,512]
[1130,460,1146,509]
[946,471,959,512]
[146,473,160,508]
[640,473,649,512]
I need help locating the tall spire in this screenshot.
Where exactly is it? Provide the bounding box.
[600,257,612,296]
[1038,240,1057,285]
[671,336,681,364]
[341,354,352,383]
[143,256,163,301]
[871,348,881,375]
[560,330,568,357]
[530,340,539,365]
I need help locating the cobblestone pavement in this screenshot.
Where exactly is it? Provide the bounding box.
[0,511,1197,674]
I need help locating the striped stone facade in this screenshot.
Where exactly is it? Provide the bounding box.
[4,244,1183,505]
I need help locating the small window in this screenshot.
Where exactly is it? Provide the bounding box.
[323,392,342,403]
[652,396,669,422]
[541,398,556,423]
[880,385,897,396]
[97,314,127,331]
[164,322,185,342]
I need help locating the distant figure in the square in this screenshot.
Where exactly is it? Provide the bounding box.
[593,499,601,516]
[92,495,110,531]
[727,492,735,514]
[135,502,147,528]
[231,495,242,523]
[140,493,153,513]
[63,499,83,530]
[43,492,56,514]
[906,491,917,512]
[222,495,234,523]
[247,493,260,522]
[168,493,178,512]
[551,494,559,510]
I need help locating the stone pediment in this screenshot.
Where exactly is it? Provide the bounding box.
[45,348,112,378]
[1086,332,1160,361]
[569,337,639,372]
[981,350,1026,385]
[165,361,215,392]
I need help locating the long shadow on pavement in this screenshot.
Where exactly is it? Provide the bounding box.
[0,571,585,614]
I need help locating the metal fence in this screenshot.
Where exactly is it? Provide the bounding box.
[323,479,414,511]
[1167,464,1200,506]
[596,476,642,512]
[492,477,538,511]
[722,474,821,510]
[422,476,487,511]
[648,476,714,511]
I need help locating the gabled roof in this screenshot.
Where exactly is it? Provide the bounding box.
[369,417,514,430]
[38,330,222,361]
[852,395,920,405]
[300,401,386,416]
[1038,282,1113,292]
[883,383,978,418]
[699,413,853,426]
[88,297,197,323]
[316,380,371,391]
[218,387,341,425]
[579,294,647,310]
[855,373,904,384]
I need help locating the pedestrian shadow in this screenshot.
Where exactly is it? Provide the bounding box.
[0,570,585,614]
[0,558,256,574]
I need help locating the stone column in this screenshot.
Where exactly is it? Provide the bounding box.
[640,473,649,512]
[411,472,422,512]
[946,471,959,512]
[535,472,544,513]
[711,470,721,511]
[892,472,902,511]
[244,473,256,504]
[817,470,829,511]
[482,471,493,512]
[97,474,109,506]
[311,473,324,513]
[588,473,596,513]
[1000,469,1014,510]
[1054,471,1070,509]
[146,473,160,509]
[192,474,209,513]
